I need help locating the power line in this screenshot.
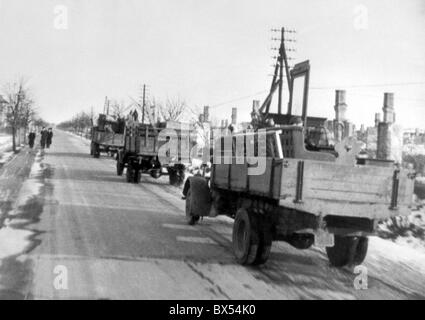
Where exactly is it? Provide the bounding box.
[208,81,425,110]
[310,81,425,90]
[210,90,268,108]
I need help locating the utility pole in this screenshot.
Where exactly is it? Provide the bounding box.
[277,28,284,115]
[271,27,296,115]
[142,84,146,124]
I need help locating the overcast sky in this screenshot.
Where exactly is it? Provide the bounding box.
[0,0,424,128]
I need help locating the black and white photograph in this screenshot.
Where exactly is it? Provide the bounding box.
[0,0,424,303]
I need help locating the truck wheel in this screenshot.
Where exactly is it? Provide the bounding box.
[126,163,134,183]
[232,209,260,265]
[185,188,200,225]
[326,236,369,267]
[93,143,100,158]
[353,237,369,265]
[90,143,94,155]
[134,169,141,184]
[116,161,124,176]
[175,168,186,186]
[168,168,177,186]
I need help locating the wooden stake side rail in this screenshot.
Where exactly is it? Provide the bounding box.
[212,158,414,220]
[92,131,125,147]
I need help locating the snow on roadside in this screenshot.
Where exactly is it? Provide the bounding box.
[369,236,425,274]
[0,134,12,153]
[0,134,14,166]
[0,150,44,260]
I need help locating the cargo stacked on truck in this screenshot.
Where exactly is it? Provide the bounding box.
[182,27,415,267]
[90,113,125,158]
[116,120,196,186]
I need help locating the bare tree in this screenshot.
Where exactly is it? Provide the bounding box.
[110,99,131,119]
[3,79,35,152]
[158,97,187,122]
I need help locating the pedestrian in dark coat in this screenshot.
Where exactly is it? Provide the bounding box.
[28,131,36,148]
[46,128,53,148]
[40,127,48,149]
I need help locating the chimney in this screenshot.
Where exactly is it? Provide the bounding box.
[383,93,395,124]
[231,108,237,125]
[203,106,210,123]
[377,93,400,161]
[333,90,348,142]
[334,90,347,122]
[375,113,381,127]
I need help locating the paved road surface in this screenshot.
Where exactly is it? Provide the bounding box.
[0,130,424,299]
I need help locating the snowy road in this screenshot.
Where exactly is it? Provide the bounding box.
[0,130,424,299]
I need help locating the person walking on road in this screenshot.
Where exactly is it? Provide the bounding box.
[46,128,53,148]
[40,127,48,149]
[28,130,36,149]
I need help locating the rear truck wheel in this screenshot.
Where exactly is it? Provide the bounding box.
[168,168,177,186]
[133,168,141,184]
[116,160,124,176]
[175,167,186,186]
[126,162,135,183]
[185,188,200,225]
[92,143,100,158]
[353,237,369,265]
[232,209,260,265]
[326,235,369,267]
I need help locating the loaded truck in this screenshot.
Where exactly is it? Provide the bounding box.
[116,120,196,186]
[90,114,125,158]
[182,31,415,267]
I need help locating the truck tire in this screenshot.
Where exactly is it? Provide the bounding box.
[92,143,100,158]
[176,167,186,186]
[353,237,369,265]
[185,188,200,225]
[168,168,177,186]
[126,163,135,183]
[232,209,260,265]
[134,169,141,184]
[326,236,369,267]
[116,160,124,176]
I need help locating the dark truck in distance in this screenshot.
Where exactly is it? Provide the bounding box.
[116,120,197,186]
[90,114,125,158]
[182,57,415,267]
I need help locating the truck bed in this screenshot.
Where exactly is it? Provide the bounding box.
[212,158,414,220]
[92,131,124,147]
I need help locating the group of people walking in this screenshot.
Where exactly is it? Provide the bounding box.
[28,127,53,149]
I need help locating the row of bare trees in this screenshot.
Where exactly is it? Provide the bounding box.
[58,86,192,136]
[2,79,48,152]
[56,111,93,137]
